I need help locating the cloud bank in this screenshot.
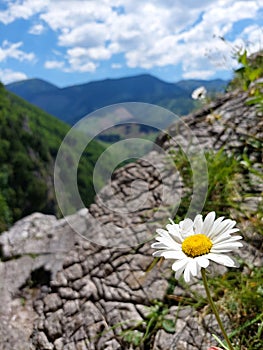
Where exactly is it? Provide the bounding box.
[0,0,262,84]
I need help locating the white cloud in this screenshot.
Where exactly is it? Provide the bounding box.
[122,0,262,77]
[85,47,112,61]
[66,48,98,72]
[238,25,263,54]
[45,52,97,72]
[0,0,262,78]
[39,1,112,31]
[0,0,47,24]
[29,23,45,35]
[68,61,97,73]
[0,40,35,62]
[58,22,108,48]
[44,60,65,69]
[182,69,215,79]
[0,68,27,84]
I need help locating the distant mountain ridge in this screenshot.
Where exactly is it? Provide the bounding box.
[6,74,227,124]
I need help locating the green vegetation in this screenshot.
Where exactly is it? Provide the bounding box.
[118,265,263,349]
[0,82,105,231]
[166,264,263,350]
[170,145,263,234]
[121,300,177,348]
[208,265,263,350]
[228,49,263,111]
[228,50,263,91]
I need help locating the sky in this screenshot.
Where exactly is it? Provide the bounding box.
[0,0,262,87]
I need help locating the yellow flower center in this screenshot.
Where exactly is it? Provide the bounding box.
[182,234,212,258]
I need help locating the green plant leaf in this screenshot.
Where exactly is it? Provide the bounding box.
[212,334,230,350]
[162,318,176,333]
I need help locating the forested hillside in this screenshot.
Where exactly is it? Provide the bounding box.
[0,83,104,231]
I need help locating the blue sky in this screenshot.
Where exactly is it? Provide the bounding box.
[0,0,262,87]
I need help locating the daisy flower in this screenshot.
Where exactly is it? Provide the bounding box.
[191,86,207,100]
[151,211,243,283]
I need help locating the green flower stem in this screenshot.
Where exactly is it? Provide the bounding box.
[201,268,234,350]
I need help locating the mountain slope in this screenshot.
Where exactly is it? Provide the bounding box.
[7,78,59,99]
[176,78,227,94]
[0,82,104,231]
[6,75,227,124]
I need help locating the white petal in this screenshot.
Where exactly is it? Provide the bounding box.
[211,248,241,254]
[212,239,243,249]
[151,242,167,249]
[213,216,225,227]
[227,235,243,241]
[193,214,203,233]
[188,259,198,276]
[212,247,243,253]
[212,241,243,251]
[225,228,240,234]
[166,224,184,242]
[174,260,190,280]
[151,242,180,252]
[166,223,179,234]
[212,231,241,244]
[162,250,186,260]
[156,228,170,237]
[194,260,202,277]
[152,250,164,257]
[226,235,242,242]
[210,219,236,238]
[211,219,233,235]
[195,256,210,268]
[154,236,181,250]
[180,218,194,232]
[175,267,184,280]
[207,253,236,267]
[184,263,193,283]
[172,258,190,272]
[222,255,236,267]
[153,249,184,258]
[202,212,216,236]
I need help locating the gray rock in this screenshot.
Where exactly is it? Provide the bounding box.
[54,338,64,350]
[50,271,68,288]
[34,331,54,350]
[63,300,80,316]
[64,264,83,281]
[44,294,62,312]
[58,287,79,299]
[44,309,63,340]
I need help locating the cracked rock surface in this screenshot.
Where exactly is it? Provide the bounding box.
[0,89,262,349]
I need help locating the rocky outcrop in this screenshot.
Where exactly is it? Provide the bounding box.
[157,90,262,160]
[0,89,262,349]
